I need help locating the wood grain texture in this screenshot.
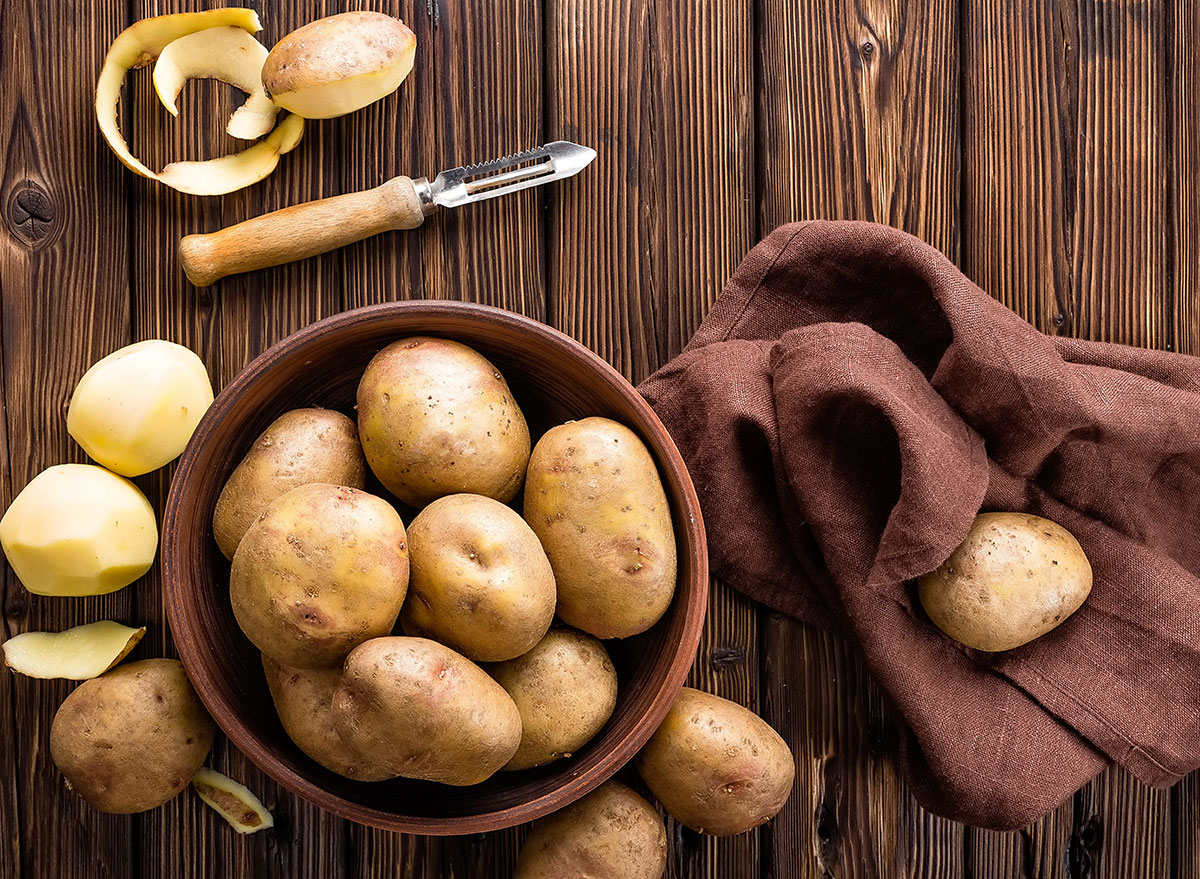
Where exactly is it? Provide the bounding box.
[0,0,136,877]
[963,2,1172,875]
[546,3,756,877]
[127,1,345,876]
[757,0,963,875]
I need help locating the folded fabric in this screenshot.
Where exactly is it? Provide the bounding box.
[638,220,1200,830]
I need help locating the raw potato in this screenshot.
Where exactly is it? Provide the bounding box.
[192,767,274,834]
[50,659,215,813]
[524,417,676,639]
[213,408,367,559]
[514,781,667,879]
[95,8,306,195]
[636,687,795,836]
[357,337,531,507]
[401,494,555,662]
[261,654,395,781]
[230,483,409,669]
[153,25,277,140]
[68,339,214,477]
[3,621,145,680]
[0,464,157,597]
[488,627,617,771]
[262,12,416,119]
[332,637,521,785]
[918,512,1093,652]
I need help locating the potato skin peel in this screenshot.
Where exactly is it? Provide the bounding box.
[2,621,145,680]
[191,767,274,834]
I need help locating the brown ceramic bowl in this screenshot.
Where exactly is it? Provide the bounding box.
[162,300,707,835]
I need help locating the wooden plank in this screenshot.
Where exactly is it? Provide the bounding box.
[338,0,544,872]
[756,0,962,874]
[0,0,137,876]
[962,0,1171,874]
[124,0,347,875]
[1172,0,1200,873]
[545,1,756,876]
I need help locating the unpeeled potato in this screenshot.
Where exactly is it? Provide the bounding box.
[514,781,667,879]
[636,687,795,836]
[918,512,1093,652]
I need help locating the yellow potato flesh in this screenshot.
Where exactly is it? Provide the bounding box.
[192,768,274,834]
[275,53,416,119]
[2,621,146,680]
[68,340,214,477]
[96,8,305,195]
[0,465,157,596]
[152,26,276,140]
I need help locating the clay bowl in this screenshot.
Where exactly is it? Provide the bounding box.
[162,300,707,835]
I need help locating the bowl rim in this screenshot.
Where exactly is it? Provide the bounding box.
[162,299,708,835]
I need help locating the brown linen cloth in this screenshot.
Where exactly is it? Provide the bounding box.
[638,220,1200,830]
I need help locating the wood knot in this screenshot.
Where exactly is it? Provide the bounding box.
[7,182,57,247]
[709,646,746,669]
[1066,814,1103,878]
[4,594,27,619]
[861,40,876,58]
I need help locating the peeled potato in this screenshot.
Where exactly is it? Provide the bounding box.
[918,512,1093,652]
[2,621,145,680]
[262,12,416,119]
[192,768,274,834]
[0,464,157,596]
[68,340,214,477]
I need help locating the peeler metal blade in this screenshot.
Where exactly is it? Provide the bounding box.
[415,141,597,213]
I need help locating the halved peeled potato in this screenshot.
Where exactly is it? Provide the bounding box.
[95,8,304,195]
[262,12,416,119]
[192,768,274,834]
[2,621,146,680]
[153,26,277,140]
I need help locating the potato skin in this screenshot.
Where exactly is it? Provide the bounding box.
[230,483,409,669]
[400,494,555,662]
[514,781,667,879]
[918,512,1093,652]
[488,627,617,771]
[524,417,676,639]
[262,12,416,119]
[213,408,366,559]
[261,654,395,782]
[49,659,215,813]
[635,687,795,836]
[332,636,521,785]
[357,337,531,508]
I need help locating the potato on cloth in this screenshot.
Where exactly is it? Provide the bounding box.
[638,219,1200,830]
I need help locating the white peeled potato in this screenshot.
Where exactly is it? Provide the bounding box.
[0,464,157,596]
[2,621,145,680]
[68,340,214,477]
[262,12,416,119]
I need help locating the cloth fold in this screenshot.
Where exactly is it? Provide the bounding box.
[639,220,1200,830]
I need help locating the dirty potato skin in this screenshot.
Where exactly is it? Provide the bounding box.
[261,654,395,782]
[213,408,366,559]
[635,687,795,836]
[488,627,618,771]
[332,636,521,785]
[524,417,676,639]
[229,483,409,669]
[356,337,531,508]
[49,659,215,813]
[400,494,555,662]
[918,512,1093,652]
[514,780,667,879]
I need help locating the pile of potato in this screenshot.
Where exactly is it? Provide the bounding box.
[215,336,679,784]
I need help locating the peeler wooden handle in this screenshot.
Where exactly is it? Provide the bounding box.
[178,175,428,287]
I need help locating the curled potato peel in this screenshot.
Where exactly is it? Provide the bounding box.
[153,26,277,140]
[95,8,304,195]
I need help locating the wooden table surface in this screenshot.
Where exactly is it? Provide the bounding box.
[1,0,1195,876]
